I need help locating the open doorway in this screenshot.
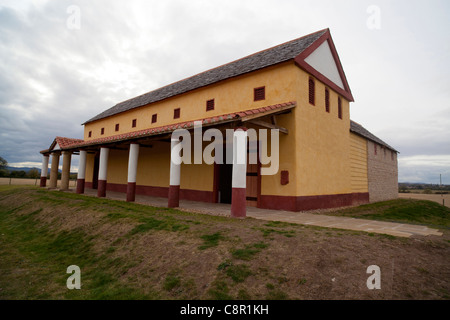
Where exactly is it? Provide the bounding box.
[214,140,260,207]
[216,143,233,204]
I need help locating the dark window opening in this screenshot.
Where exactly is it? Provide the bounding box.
[88,131,92,138]
[254,86,265,101]
[101,128,105,135]
[174,108,180,119]
[132,119,137,128]
[115,123,119,132]
[338,97,342,119]
[325,88,330,113]
[206,99,215,111]
[151,114,157,123]
[309,78,315,105]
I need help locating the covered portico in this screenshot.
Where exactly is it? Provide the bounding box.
[39,101,295,217]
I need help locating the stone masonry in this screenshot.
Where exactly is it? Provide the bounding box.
[367,140,398,202]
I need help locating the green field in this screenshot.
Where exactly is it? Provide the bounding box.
[0,186,449,300]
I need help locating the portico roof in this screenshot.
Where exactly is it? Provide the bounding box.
[41,101,297,153]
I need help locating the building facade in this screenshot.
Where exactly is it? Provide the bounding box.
[39,29,398,216]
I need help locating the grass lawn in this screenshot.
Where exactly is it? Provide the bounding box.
[326,198,450,229]
[0,186,449,300]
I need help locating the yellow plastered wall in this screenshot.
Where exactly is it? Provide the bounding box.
[349,133,369,193]
[84,62,298,141]
[84,140,215,192]
[83,62,300,195]
[294,69,351,196]
[85,152,95,183]
[83,62,352,197]
[259,112,298,197]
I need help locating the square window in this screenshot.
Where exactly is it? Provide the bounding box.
[132,119,137,128]
[254,86,265,101]
[151,114,157,123]
[206,99,215,111]
[174,108,180,119]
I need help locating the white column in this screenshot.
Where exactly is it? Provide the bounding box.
[40,154,49,187]
[168,137,181,208]
[97,147,109,197]
[76,150,87,194]
[126,143,139,202]
[231,128,248,218]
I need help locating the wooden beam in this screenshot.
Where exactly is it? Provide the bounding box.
[247,119,288,134]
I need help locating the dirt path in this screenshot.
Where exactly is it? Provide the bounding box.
[399,193,450,208]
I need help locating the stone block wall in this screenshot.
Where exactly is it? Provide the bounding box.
[367,140,398,202]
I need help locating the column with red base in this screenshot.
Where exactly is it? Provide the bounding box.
[76,150,87,194]
[126,143,139,202]
[40,154,49,187]
[231,128,248,218]
[97,147,109,197]
[168,137,181,208]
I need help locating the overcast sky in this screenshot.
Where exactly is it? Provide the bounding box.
[0,0,449,184]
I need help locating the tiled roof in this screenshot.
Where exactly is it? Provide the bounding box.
[40,137,84,154]
[66,101,297,149]
[83,29,327,125]
[54,136,84,149]
[350,120,397,152]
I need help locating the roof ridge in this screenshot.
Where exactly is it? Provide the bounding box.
[83,29,327,124]
[103,29,329,109]
[350,120,397,152]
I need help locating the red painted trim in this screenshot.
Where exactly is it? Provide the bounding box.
[97,180,107,197]
[260,192,370,212]
[135,185,167,197]
[259,195,297,212]
[85,182,368,212]
[294,29,354,102]
[351,192,370,205]
[126,182,136,202]
[40,177,47,187]
[104,182,213,202]
[231,187,246,218]
[168,185,180,208]
[85,182,93,189]
[76,179,85,194]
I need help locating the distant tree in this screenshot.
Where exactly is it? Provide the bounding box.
[10,170,26,178]
[27,168,40,179]
[0,156,7,169]
[0,169,7,177]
